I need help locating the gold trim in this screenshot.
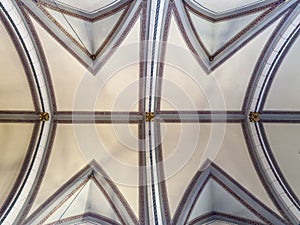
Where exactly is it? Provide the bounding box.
[145,112,154,122]
[39,112,50,121]
[249,112,260,122]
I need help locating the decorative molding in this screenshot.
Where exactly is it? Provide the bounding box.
[188,211,266,225]
[145,112,154,122]
[249,111,260,122]
[36,4,91,55]
[138,121,148,225]
[39,112,49,121]
[153,1,173,112]
[38,0,131,22]
[44,212,121,225]
[37,178,89,225]
[22,3,90,68]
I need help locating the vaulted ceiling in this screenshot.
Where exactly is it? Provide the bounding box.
[0,0,299,224]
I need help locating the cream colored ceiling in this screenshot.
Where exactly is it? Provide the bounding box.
[162,14,281,111]
[0,0,299,224]
[29,124,87,215]
[213,124,281,214]
[0,20,34,110]
[30,16,88,111]
[0,124,34,208]
[45,7,125,53]
[265,33,300,110]
[30,124,139,218]
[163,123,212,216]
[164,123,280,217]
[188,179,264,223]
[31,14,140,111]
[264,124,300,198]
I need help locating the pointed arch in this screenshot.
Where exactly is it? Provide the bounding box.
[24,161,138,225]
[172,162,286,225]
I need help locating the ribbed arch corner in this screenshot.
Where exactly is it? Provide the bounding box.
[243,3,300,113]
[172,0,294,74]
[21,0,143,74]
[0,0,54,113]
[88,0,143,74]
[1,0,299,225]
[24,161,138,225]
[172,0,210,73]
[0,0,55,224]
[188,212,266,225]
[43,212,122,225]
[172,162,286,225]
[242,2,300,224]
[139,0,173,224]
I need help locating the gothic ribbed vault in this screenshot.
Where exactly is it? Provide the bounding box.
[0,0,299,224]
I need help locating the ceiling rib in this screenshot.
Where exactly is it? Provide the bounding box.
[139,4,148,225]
[242,2,300,223]
[243,121,300,224]
[157,111,243,123]
[0,0,55,224]
[243,3,300,112]
[0,110,259,124]
[261,111,300,123]
[24,161,137,225]
[39,0,131,21]
[174,0,294,73]
[142,0,171,224]
[43,212,121,225]
[172,162,286,225]
[53,111,142,123]
[187,211,265,225]
[0,111,39,122]
[22,0,143,73]
[0,0,299,224]
[184,0,281,19]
